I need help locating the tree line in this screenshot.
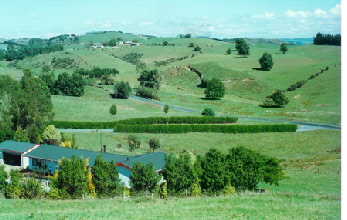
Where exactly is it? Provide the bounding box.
[313,33,341,46]
[0,146,285,199]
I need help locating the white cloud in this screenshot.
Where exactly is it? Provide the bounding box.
[99,23,112,28]
[139,22,153,26]
[285,10,311,18]
[329,4,341,17]
[314,9,327,18]
[85,21,95,25]
[251,12,275,19]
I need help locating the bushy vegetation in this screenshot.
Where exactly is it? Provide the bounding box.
[279,43,288,54]
[109,104,117,115]
[135,86,160,100]
[52,57,75,69]
[259,52,274,71]
[127,135,141,152]
[113,81,132,99]
[138,69,162,90]
[115,116,238,125]
[201,108,215,116]
[262,90,289,108]
[235,38,250,56]
[56,72,85,97]
[130,162,160,193]
[204,78,225,100]
[75,67,119,78]
[116,52,146,70]
[149,138,160,152]
[42,125,62,145]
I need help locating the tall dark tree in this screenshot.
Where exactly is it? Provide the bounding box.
[235,38,250,56]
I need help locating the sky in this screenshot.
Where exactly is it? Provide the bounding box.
[0,0,341,39]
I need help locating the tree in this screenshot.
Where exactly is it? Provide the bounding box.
[92,155,120,197]
[235,38,250,56]
[39,72,55,94]
[109,104,117,115]
[279,43,288,54]
[204,78,225,100]
[56,72,85,97]
[109,38,118,46]
[42,125,62,145]
[0,165,8,190]
[162,153,197,195]
[201,108,215,116]
[226,48,232,55]
[0,49,5,60]
[5,169,21,199]
[132,39,139,43]
[138,69,162,90]
[163,104,169,114]
[130,162,160,193]
[149,138,160,152]
[226,146,286,191]
[163,41,169,46]
[113,81,132,99]
[199,149,229,194]
[57,155,88,199]
[4,69,54,142]
[262,90,289,107]
[188,42,195,47]
[193,46,201,51]
[259,52,274,71]
[128,135,141,152]
[184,33,192,38]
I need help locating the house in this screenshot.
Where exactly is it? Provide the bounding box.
[0,140,39,168]
[0,140,166,188]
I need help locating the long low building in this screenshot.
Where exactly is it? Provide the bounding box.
[0,140,166,188]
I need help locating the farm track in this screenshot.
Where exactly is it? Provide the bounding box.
[83,85,341,132]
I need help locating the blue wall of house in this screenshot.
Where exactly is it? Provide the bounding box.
[29,158,58,174]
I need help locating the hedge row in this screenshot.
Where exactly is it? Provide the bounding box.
[114,116,238,125]
[51,121,118,129]
[113,124,297,134]
[51,117,238,129]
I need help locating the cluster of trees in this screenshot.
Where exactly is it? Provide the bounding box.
[3,43,64,61]
[138,69,162,90]
[40,72,85,97]
[75,67,119,79]
[102,38,121,47]
[178,33,192,38]
[162,147,285,195]
[126,135,160,152]
[0,69,54,143]
[313,33,341,46]
[117,52,146,70]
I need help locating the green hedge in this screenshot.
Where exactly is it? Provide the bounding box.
[52,117,238,129]
[113,124,297,134]
[114,116,238,125]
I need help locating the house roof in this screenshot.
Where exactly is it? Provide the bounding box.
[25,144,133,166]
[0,140,37,154]
[123,152,166,172]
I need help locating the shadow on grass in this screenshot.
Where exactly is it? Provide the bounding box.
[252,67,263,71]
[200,97,222,101]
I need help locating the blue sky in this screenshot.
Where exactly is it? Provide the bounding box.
[0,0,341,39]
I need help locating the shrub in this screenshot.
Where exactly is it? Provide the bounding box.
[190,178,202,196]
[149,138,160,152]
[20,178,44,199]
[100,75,115,85]
[309,75,316,79]
[42,125,62,145]
[0,165,8,190]
[259,52,274,71]
[262,90,289,107]
[223,183,236,196]
[204,78,225,100]
[109,104,117,115]
[114,81,132,99]
[295,80,307,88]
[188,42,195,47]
[226,48,232,55]
[136,87,160,100]
[159,182,167,199]
[128,135,141,152]
[164,104,169,114]
[201,108,215,116]
[193,46,201,51]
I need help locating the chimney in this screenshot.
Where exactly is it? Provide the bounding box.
[103,145,106,153]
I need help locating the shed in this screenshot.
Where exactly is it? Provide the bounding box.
[0,140,39,168]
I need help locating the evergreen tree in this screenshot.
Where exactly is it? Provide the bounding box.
[235,38,250,56]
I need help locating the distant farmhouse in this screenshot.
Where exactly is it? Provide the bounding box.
[0,140,166,188]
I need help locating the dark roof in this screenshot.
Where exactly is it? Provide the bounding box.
[25,144,134,166]
[0,140,37,153]
[123,152,166,171]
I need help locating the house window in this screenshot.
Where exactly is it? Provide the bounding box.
[32,159,42,167]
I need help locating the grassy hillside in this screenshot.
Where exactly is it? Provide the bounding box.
[78,32,142,43]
